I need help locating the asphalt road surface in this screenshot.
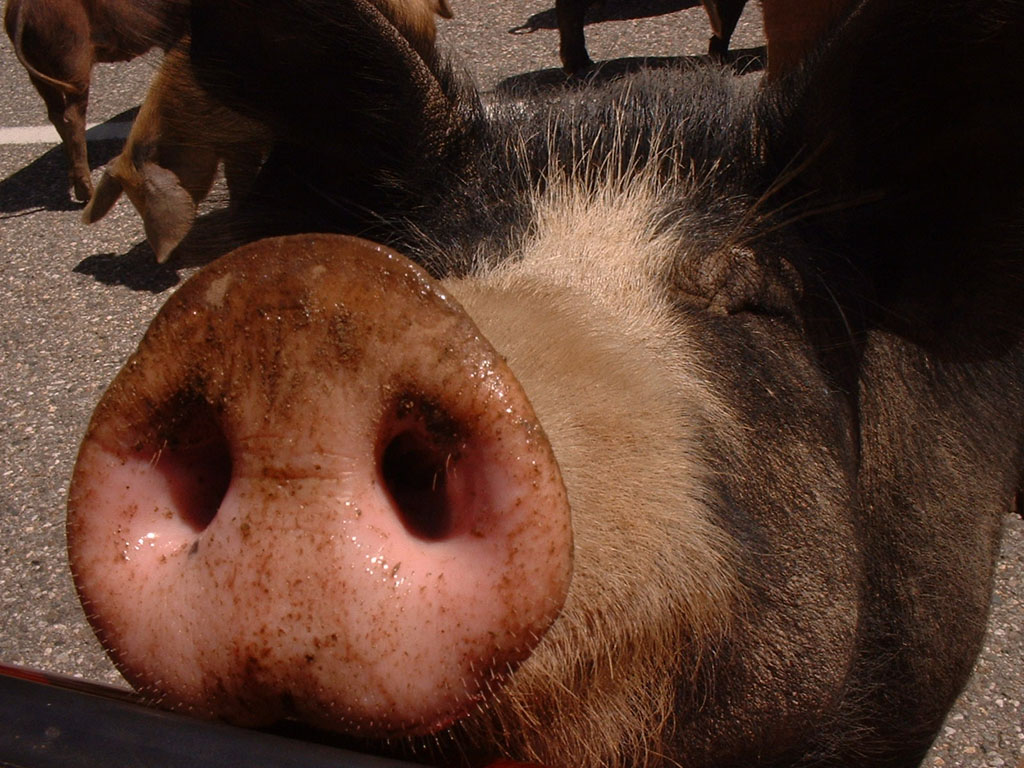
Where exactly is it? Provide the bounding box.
[1,1,1021,766]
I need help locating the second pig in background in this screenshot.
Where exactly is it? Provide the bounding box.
[81,0,453,263]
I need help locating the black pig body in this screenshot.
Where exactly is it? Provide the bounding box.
[67,0,1024,766]
[554,0,748,75]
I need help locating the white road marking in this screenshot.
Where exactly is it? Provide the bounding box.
[0,121,131,146]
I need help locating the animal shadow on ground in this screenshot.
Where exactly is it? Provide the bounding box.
[495,47,764,91]
[74,242,181,293]
[74,207,242,293]
[510,0,702,34]
[0,109,138,214]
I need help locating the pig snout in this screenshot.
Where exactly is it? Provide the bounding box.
[66,234,574,737]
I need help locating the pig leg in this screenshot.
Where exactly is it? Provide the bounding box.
[35,78,92,202]
[702,0,748,61]
[556,0,594,74]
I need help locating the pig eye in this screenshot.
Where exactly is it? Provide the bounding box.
[150,397,233,534]
[380,429,452,541]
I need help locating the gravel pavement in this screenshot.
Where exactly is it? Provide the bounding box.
[0,1,1020,765]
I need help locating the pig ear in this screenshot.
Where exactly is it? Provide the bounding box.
[81,171,125,224]
[137,162,197,264]
[763,0,1024,317]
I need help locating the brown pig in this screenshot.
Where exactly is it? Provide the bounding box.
[80,42,271,264]
[67,0,1024,767]
[79,0,453,263]
[3,0,189,201]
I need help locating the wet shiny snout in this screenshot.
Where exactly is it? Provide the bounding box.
[67,234,573,736]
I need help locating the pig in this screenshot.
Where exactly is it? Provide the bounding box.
[66,0,1024,766]
[78,0,452,263]
[3,0,189,202]
[555,0,749,74]
[555,0,856,76]
[80,42,271,264]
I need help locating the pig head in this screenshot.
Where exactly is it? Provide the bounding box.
[67,0,1024,766]
[3,0,188,202]
[80,43,271,264]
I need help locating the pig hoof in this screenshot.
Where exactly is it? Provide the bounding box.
[72,177,94,203]
[708,35,729,63]
[563,56,594,77]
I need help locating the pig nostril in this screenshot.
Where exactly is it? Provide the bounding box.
[380,430,452,540]
[152,399,232,533]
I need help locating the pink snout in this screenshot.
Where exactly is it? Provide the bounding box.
[67,234,573,736]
